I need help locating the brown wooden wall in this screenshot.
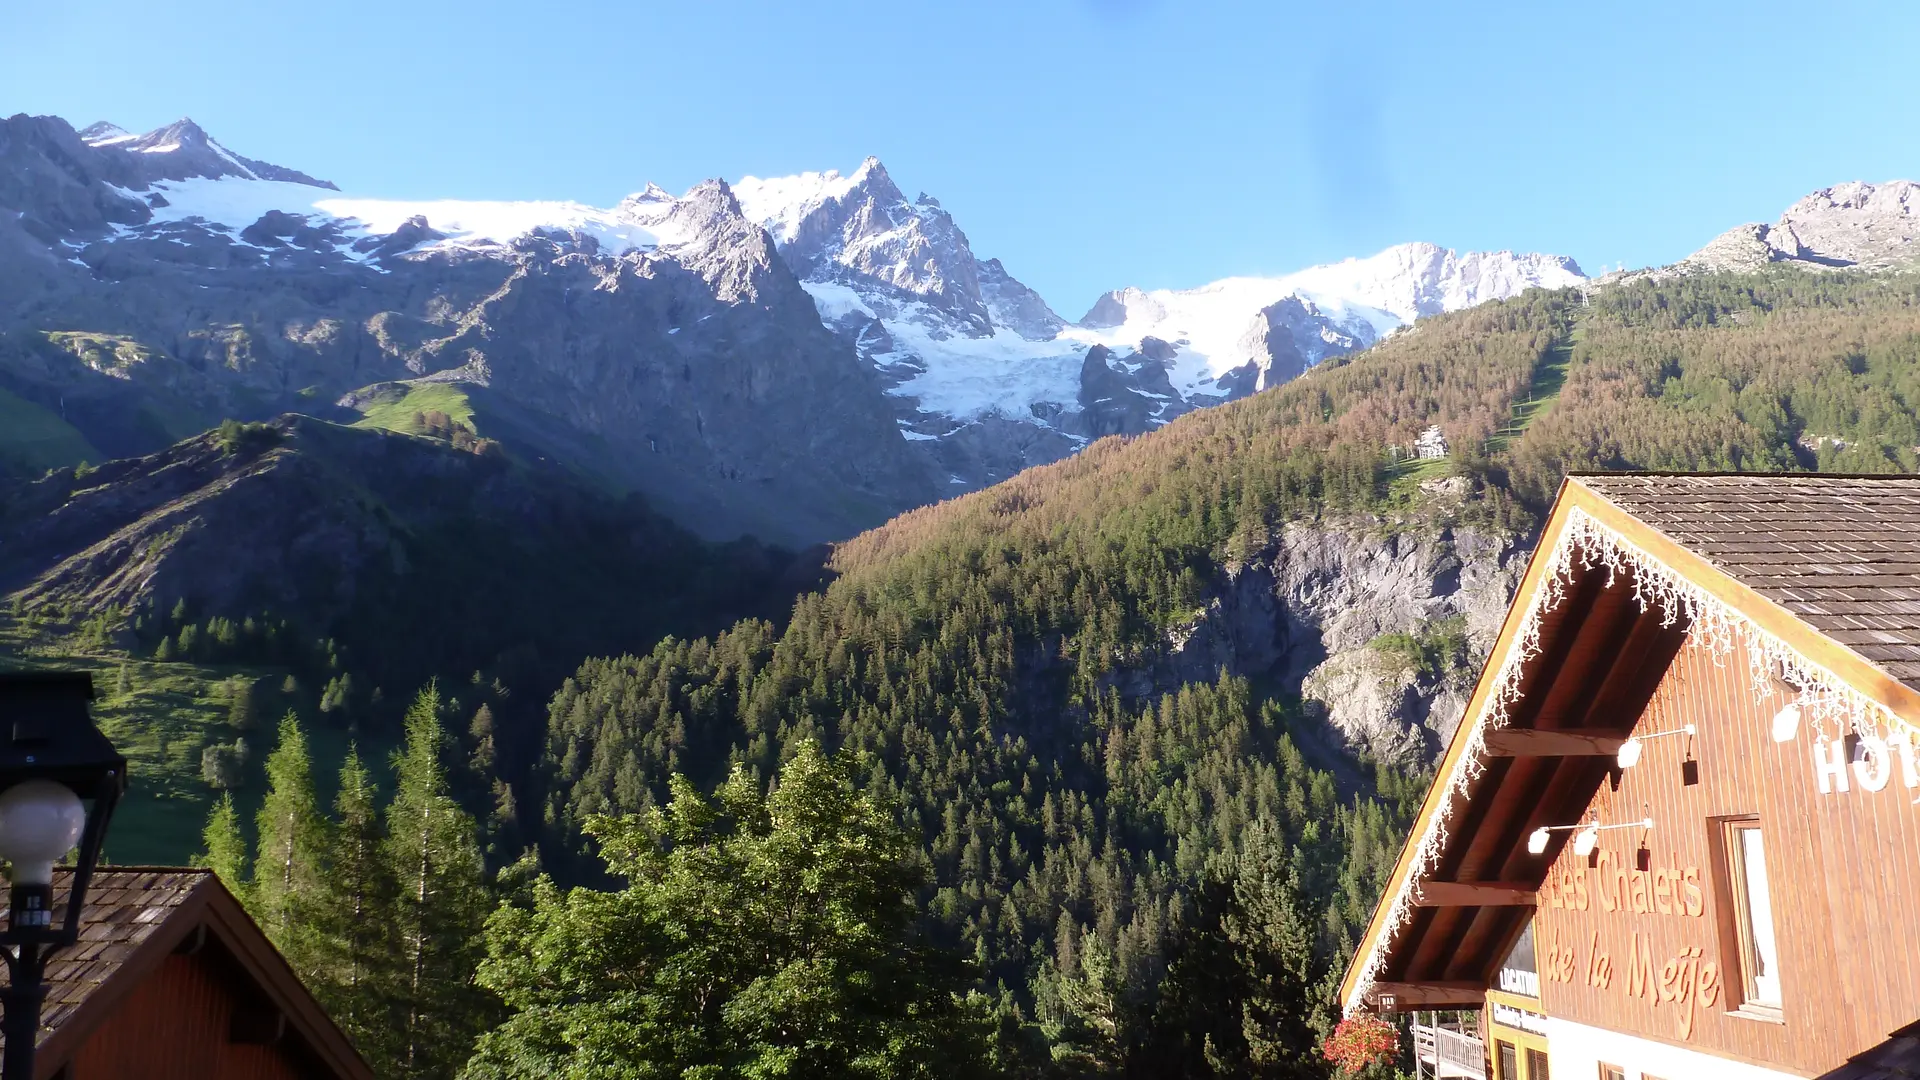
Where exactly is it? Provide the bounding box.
[65,950,312,1080]
[1533,639,1920,1075]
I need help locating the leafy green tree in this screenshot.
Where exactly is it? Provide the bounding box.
[254,711,328,981]
[464,739,993,1080]
[384,683,492,1080]
[201,738,250,790]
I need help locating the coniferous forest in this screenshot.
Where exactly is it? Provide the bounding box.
[8,267,1920,1077]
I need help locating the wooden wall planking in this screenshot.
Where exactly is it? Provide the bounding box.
[1534,639,1920,1075]
[66,950,310,1080]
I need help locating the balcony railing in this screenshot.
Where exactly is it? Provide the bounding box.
[1412,1017,1486,1080]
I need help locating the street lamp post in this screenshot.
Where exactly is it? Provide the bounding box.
[0,674,126,1080]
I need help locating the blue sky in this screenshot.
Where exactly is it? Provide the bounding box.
[8,0,1918,315]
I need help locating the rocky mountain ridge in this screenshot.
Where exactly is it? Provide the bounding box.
[2,113,1581,535]
[0,113,935,545]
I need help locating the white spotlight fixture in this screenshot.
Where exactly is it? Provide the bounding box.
[1527,827,1551,855]
[1616,724,1695,769]
[1771,703,1801,744]
[1572,825,1600,858]
[1616,739,1643,769]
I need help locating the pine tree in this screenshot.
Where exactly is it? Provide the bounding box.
[254,711,328,981]
[382,683,491,1080]
[311,744,399,1069]
[228,677,258,733]
[201,793,250,903]
[1226,822,1332,1076]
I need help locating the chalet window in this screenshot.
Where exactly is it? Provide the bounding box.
[1724,819,1784,1010]
[1526,1047,1550,1080]
[1598,1063,1625,1080]
[1497,1041,1519,1080]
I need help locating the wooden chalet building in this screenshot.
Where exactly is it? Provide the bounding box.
[0,867,370,1080]
[1342,474,1920,1080]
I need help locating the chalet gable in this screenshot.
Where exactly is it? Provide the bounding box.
[1340,474,1920,1018]
[0,868,371,1080]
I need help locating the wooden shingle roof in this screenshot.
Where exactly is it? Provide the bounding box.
[15,868,208,1039]
[1574,473,1920,692]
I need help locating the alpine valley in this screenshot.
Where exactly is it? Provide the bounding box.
[6,109,1920,1080]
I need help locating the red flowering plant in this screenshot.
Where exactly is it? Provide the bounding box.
[1322,1013,1399,1074]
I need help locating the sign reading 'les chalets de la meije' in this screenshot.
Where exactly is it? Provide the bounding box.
[1535,850,1720,1041]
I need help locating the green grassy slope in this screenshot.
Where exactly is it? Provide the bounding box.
[0,386,99,473]
[0,619,395,865]
[348,381,479,435]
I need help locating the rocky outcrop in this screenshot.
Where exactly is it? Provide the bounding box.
[1073,345,1183,437]
[1680,180,1920,273]
[1103,520,1531,766]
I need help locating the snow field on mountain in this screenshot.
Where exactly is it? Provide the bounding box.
[806,283,1086,426]
[108,176,689,256]
[1058,243,1585,400]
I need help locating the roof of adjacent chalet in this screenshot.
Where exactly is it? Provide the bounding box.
[29,868,203,1036]
[0,868,371,1080]
[1339,473,1920,1017]
[1820,1019,1920,1080]
[1576,473,1920,690]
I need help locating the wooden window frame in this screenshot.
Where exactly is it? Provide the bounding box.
[1497,1040,1519,1080]
[1709,815,1786,1022]
[1525,1046,1550,1080]
[1597,1063,1625,1080]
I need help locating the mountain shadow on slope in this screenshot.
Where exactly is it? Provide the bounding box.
[0,413,817,702]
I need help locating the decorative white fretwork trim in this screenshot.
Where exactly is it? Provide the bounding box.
[1342,505,1906,1016]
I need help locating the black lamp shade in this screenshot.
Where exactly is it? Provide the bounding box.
[0,673,126,947]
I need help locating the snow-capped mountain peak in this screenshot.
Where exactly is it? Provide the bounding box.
[726,160,1585,490]
[80,117,340,190]
[1064,242,1583,399]
[77,121,135,146]
[733,157,1007,336]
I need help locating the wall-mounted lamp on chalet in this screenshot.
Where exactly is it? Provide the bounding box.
[1617,724,1695,769]
[1527,817,1653,857]
[1771,703,1801,743]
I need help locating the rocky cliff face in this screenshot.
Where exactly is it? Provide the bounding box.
[1100,520,1531,765]
[1679,179,1920,273]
